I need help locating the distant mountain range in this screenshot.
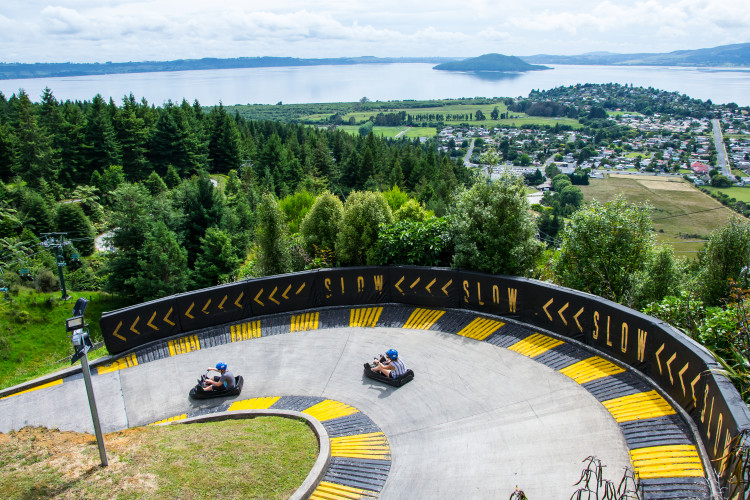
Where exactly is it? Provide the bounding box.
[1,43,748,81]
[433,53,549,72]
[521,42,750,67]
[0,56,458,81]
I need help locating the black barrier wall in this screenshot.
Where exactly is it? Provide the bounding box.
[100,266,750,487]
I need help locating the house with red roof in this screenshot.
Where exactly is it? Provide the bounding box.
[691,161,709,174]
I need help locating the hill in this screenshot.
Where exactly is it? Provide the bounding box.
[522,42,750,67]
[433,53,550,72]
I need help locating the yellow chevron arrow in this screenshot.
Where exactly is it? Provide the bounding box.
[164,307,175,326]
[282,284,291,300]
[147,311,159,331]
[130,316,141,335]
[185,302,195,319]
[441,279,452,296]
[202,298,211,314]
[543,298,554,321]
[218,295,227,310]
[234,292,244,308]
[268,286,280,305]
[425,278,436,294]
[573,307,584,332]
[296,283,306,294]
[395,276,405,294]
[113,321,125,341]
[558,302,569,326]
[254,289,264,307]
[410,277,420,289]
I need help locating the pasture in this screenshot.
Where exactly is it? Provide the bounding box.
[579,174,736,257]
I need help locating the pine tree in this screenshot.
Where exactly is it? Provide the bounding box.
[55,203,95,256]
[130,220,188,301]
[255,193,291,276]
[83,94,121,173]
[192,227,239,288]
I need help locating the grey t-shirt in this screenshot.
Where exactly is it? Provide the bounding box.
[220,370,235,389]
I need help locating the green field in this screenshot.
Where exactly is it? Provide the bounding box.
[703,185,750,203]
[579,174,736,257]
[336,125,437,139]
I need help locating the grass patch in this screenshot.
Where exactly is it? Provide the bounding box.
[403,127,437,138]
[0,288,131,390]
[579,175,735,258]
[0,418,317,500]
[703,186,750,203]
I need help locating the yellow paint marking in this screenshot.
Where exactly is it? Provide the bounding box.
[282,284,291,300]
[330,432,391,460]
[679,363,690,396]
[202,298,211,314]
[130,316,141,335]
[394,276,405,294]
[403,308,445,330]
[228,396,280,411]
[163,307,175,326]
[309,481,379,500]
[290,312,319,332]
[425,278,436,294]
[602,390,676,423]
[218,295,227,309]
[558,302,569,325]
[147,311,158,331]
[350,307,383,328]
[234,291,244,308]
[112,321,125,341]
[97,353,138,375]
[457,317,505,341]
[410,277,420,289]
[150,414,187,425]
[303,400,359,421]
[296,283,306,295]
[168,335,200,356]
[0,379,63,400]
[441,279,452,295]
[573,307,584,332]
[254,289,264,306]
[268,286,280,305]
[508,333,564,358]
[655,343,665,374]
[630,445,704,479]
[230,321,261,342]
[560,356,625,384]
[543,298,554,321]
[185,302,195,319]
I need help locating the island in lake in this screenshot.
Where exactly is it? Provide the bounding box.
[433,53,550,73]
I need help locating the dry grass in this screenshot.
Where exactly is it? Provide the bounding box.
[580,175,736,257]
[0,418,317,500]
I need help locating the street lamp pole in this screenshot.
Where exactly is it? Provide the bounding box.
[67,298,108,467]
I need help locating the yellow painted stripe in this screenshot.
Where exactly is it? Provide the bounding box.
[403,308,445,330]
[457,317,505,340]
[602,390,677,423]
[309,481,379,499]
[508,333,564,358]
[291,312,319,332]
[228,396,280,411]
[350,307,383,328]
[150,414,187,425]
[230,320,261,342]
[97,353,139,374]
[559,356,625,384]
[303,399,359,421]
[0,379,63,400]
[330,432,391,460]
[630,445,704,479]
[168,335,200,356]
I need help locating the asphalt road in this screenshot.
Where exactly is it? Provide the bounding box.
[0,326,631,499]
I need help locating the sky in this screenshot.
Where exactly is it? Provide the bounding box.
[1,0,749,63]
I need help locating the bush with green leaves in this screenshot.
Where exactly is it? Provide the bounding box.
[450,176,543,276]
[553,196,654,304]
[697,216,750,306]
[336,191,393,266]
[300,191,343,257]
[255,193,292,276]
[374,216,452,267]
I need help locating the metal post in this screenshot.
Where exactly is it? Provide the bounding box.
[54,245,68,300]
[79,351,108,466]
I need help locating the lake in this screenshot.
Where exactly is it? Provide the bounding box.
[2,63,750,107]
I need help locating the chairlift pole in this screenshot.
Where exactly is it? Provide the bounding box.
[40,232,70,300]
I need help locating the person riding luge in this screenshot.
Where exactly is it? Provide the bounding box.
[372,349,407,380]
[202,362,235,392]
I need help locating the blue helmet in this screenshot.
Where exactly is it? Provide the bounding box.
[216,362,227,371]
[386,349,398,360]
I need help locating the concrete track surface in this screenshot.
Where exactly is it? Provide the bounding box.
[0,305,712,499]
